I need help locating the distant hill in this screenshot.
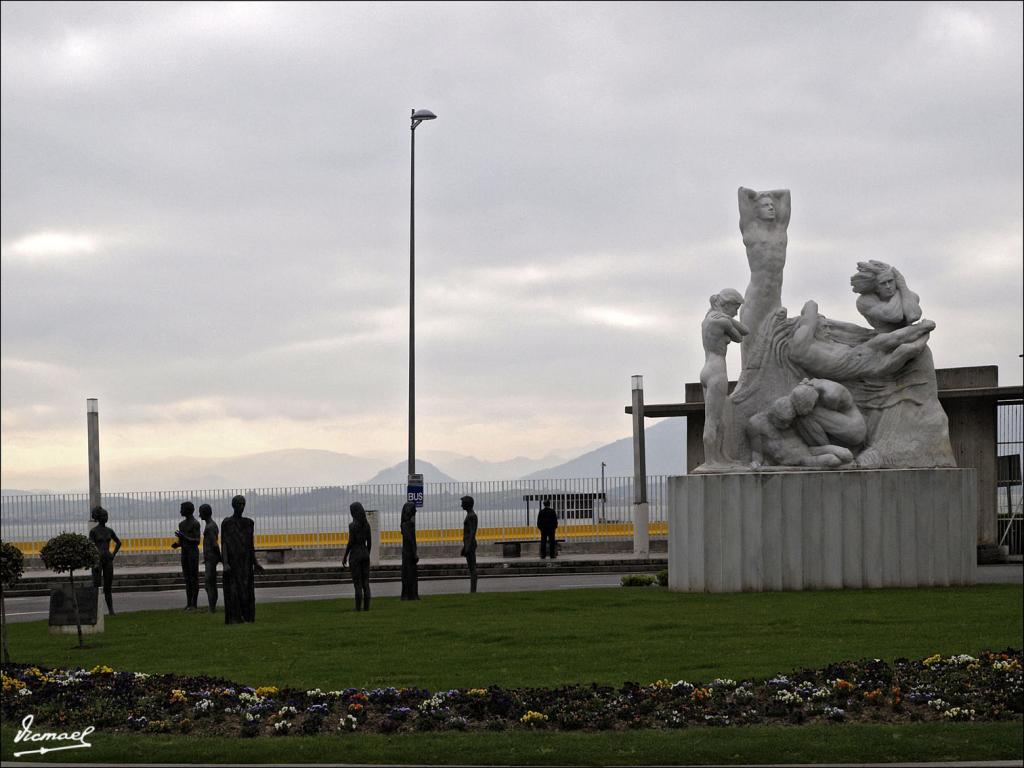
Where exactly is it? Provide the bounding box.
[1,449,387,493]
[363,460,457,485]
[520,418,687,480]
[1,426,684,493]
[418,450,572,481]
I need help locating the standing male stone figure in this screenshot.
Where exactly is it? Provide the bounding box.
[171,501,201,612]
[737,186,791,364]
[89,506,121,616]
[199,504,221,613]
[700,289,749,467]
[460,495,478,593]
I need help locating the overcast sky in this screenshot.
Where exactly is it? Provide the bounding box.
[2,1,1022,485]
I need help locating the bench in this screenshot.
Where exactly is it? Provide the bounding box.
[501,539,565,559]
[255,547,293,564]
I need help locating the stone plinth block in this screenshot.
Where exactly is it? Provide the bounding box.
[667,469,976,592]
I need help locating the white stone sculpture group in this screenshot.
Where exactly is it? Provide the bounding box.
[698,187,955,472]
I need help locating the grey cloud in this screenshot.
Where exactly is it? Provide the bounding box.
[2,2,1021,477]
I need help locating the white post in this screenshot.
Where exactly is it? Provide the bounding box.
[85,398,104,631]
[366,509,381,567]
[631,376,650,557]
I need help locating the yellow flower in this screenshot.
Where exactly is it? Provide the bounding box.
[90,665,115,675]
[169,689,188,704]
[2,674,26,693]
[922,653,942,667]
[520,710,548,725]
[255,686,279,697]
[690,687,712,701]
[467,688,488,697]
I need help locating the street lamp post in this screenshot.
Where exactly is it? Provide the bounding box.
[409,108,437,482]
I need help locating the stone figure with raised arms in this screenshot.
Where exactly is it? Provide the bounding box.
[737,186,790,363]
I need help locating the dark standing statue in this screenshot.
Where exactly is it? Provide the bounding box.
[460,495,479,593]
[172,501,201,611]
[89,506,121,615]
[199,504,221,613]
[221,495,263,624]
[343,502,372,611]
[400,502,419,600]
[537,498,559,559]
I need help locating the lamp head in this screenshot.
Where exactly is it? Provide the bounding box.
[411,108,437,129]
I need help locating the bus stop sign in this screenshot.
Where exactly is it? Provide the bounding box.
[407,473,424,508]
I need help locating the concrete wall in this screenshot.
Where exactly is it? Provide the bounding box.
[667,469,977,593]
[935,366,998,545]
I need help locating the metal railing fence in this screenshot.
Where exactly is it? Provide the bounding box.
[997,400,1023,554]
[0,476,668,555]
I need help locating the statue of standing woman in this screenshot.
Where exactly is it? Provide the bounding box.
[700,289,748,467]
[400,502,419,600]
[221,495,262,624]
[343,502,372,611]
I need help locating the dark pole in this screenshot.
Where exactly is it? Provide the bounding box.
[409,112,416,477]
[407,108,436,480]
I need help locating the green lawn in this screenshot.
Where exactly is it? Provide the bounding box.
[2,723,1022,765]
[4,584,1021,690]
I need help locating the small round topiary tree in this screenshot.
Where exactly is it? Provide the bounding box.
[1,540,25,662]
[39,532,98,648]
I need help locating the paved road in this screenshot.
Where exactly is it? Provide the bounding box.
[4,572,629,623]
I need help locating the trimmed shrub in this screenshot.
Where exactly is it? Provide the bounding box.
[40,532,98,647]
[656,569,669,587]
[1,540,26,662]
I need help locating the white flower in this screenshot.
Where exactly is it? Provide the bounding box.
[18,688,32,697]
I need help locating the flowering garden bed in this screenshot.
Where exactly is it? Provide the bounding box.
[2,650,1020,737]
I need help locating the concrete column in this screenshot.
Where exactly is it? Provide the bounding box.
[631,375,649,555]
[86,398,101,513]
[366,509,381,566]
[85,398,105,632]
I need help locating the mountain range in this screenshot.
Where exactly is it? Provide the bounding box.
[0,419,687,493]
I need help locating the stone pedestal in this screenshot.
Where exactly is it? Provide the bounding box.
[667,469,976,593]
[48,584,104,635]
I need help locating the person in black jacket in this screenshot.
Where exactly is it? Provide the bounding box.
[343,502,372,611]
[537,498,559,559]
[460,495,478,593]
[400,502,419,600]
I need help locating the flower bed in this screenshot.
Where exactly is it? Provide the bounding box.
[2,650,1020,737]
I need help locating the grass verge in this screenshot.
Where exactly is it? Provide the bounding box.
[2,722,1022,764]
[4,585,1022,690]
